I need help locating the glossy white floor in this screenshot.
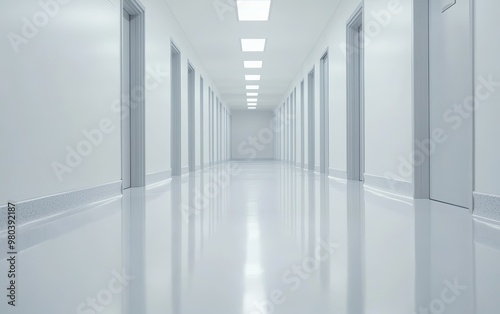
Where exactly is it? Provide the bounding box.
[1,161,500,314]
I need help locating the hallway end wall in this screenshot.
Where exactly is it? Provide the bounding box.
[231,110,275,160]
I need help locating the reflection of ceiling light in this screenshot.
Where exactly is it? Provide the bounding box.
[245,263,264,276]
[244,61,263,68]
[248,103,257,107]
[245,75,261,81]
[241,39,266,52]
[246,85,259,90]
[247,92,258,97]
[237,0,271,21]
[247,98,258,102]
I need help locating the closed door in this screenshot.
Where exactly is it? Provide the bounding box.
[429,0,473,208]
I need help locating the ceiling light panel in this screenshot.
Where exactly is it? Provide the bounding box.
[248,107,257,110]
[247,98,258,102]
[246,85,259,90]
[241,39,266,52]
[248,103,257,106]
[245,75,261,81]
[244,61,263,68]
[247,92,258,97]
[237,1,271,21]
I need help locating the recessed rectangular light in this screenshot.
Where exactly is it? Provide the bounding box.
[237,0,271,21]
[245,75,261,81]
[247,98,258,102]
[248,107,257,110]
[246,85,259,90]
[248,103,257,106]
[247,92,258,97]
[244,61,263,69]
[241,39,266,52]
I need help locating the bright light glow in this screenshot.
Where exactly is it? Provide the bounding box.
[246,85,259,90]
[247,92,258,97]
[248,107,257,110]
[247,98,258,102]
[248,103,257,107]
[241,39,266,52]
[237,0,271,21]
[245,264,263,275]
[244,61,263,69]
[243,219,264,312]
[245,75,261,81]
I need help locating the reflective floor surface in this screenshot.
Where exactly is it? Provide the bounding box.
[1,161,500,314]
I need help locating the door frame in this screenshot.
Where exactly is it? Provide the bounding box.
[200,77,204,169]
[291,93,295,165]
[307,68,316,171]
[122,0,146,189]
[320,49,330,174]
[293,87,297,165]
[170,42,181,176]
[300,80,305,169]
[208,88,213,167]
[187,62,196,172]
[211,91,215,166]
[288,93,292,164]
[346,5,364,181]
[412,0,431,199]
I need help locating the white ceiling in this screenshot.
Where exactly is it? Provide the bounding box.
[163,0,341,110]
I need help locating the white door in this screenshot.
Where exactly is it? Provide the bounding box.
[122,10,131,189]
[429,0,473,208]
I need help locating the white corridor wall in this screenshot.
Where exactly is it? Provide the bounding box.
[475,0,500,198]
[276,0,413,186]
[0,0,229,205]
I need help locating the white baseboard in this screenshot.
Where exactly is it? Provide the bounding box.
[474,192,500,222]
[231,158,275,162]
[0,194,121,259]
[329,168,347,179]
[146,170,171,186]
[364,174,413,197]
[0,181,122,231]
[473,216,500,251]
